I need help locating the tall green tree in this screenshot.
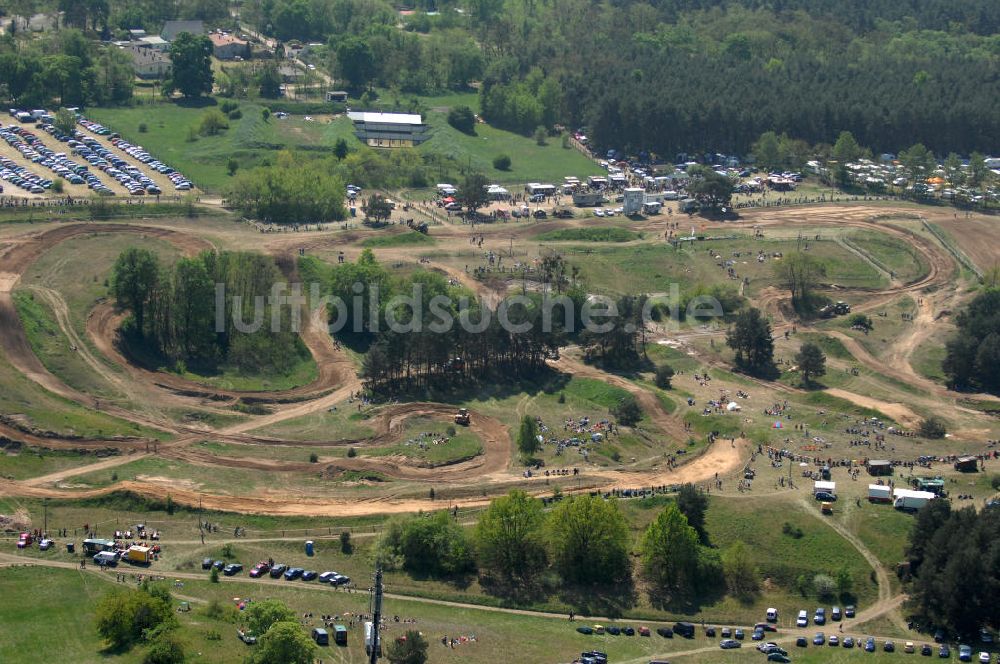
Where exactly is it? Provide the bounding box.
[641,503,702,599]
[245,599,297,637]
[675,484,709,544]
[610,394,641,426]
[516,415,541,456]
[457,172,489,215]
[726,308,777,378]
[774,252,826,313]
[94,585,176,650]
[143,636,185,664]
[251,621,315,664]
[899,143,936,182]
[362,194,393,224]
[167,33,214,98]
[722,541,759,599]
[54,107,76,135]
[386,629,429,664]
[547,495,630,584]
[111,247,160,338]
[832,131,862,164]
[447,105,476,135]
[257,62,282,98]
[943,289,1000,393]
[795,342,827,386]
[686,165,734,212]
[752,131,782,171]
[474,490,546,581]
[336,37,375,90]
[376,512,475,577]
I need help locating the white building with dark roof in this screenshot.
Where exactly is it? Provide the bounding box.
[124,45,171,79]
[347,111,429,148]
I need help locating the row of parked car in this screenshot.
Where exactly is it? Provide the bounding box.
[67,135,161,196]
[77,116,192,192]
[796,605,856,626]
[0,154,50,194]
[1,124,113,194]
[201,558,351,586]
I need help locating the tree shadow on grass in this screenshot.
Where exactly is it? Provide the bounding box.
[478,572,551,606]
[646,582,726,616]
[556,578,639,619]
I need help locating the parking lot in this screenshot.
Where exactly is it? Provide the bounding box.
[0,110,196,199]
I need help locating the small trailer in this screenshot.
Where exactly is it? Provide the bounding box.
[126,545,152,564]
[868,484,892,503]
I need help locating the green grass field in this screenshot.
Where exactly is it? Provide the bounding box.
[845,230,930,285]
[249,403,378,442]
[361,230,436,248]
[88,98,601,192]
[1,565,832,664]
[12,290,122,400]
[159,351,318,393]
[418,110,603,184]
[0,351,167,440]
[536,227,643,243]
[0,447,97,480]
[88,102,355,192]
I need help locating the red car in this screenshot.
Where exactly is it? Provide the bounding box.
[249,562,270,578]
[17,532,32,549]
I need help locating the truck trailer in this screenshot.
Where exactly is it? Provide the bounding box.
[893,488,936,512]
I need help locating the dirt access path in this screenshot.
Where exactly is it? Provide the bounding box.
[798,496,910,634]
[158,402,513,482]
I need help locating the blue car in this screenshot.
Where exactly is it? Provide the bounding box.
[283,567,304,580]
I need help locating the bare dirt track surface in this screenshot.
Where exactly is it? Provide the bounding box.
[930,211,1000,275]
[824,387,922,429]
[0,202,990,517]
[549,351,687,440]
[159,402,513,482]
[0,223,214,429]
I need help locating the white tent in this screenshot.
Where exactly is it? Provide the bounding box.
[726,402,741,412]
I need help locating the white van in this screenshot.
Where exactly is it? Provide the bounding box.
[766,608,778,622]
[796,610,808,627]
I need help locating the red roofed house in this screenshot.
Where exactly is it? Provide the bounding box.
[209,32,250,60]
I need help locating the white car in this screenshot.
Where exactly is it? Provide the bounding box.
[796,610,808,628]
[594,209,604,217]
[979,653,991,664]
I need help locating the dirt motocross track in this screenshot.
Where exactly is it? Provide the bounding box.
[0,203,980,516]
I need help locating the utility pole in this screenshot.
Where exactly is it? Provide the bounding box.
[43,498,48,536]
[369,564,383,664]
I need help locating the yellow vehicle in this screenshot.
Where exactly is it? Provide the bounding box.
[126,545,152,564]
[821,502,833,514]
[593,625,605,635]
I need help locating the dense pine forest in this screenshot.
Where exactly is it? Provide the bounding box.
[4,0,998,155]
